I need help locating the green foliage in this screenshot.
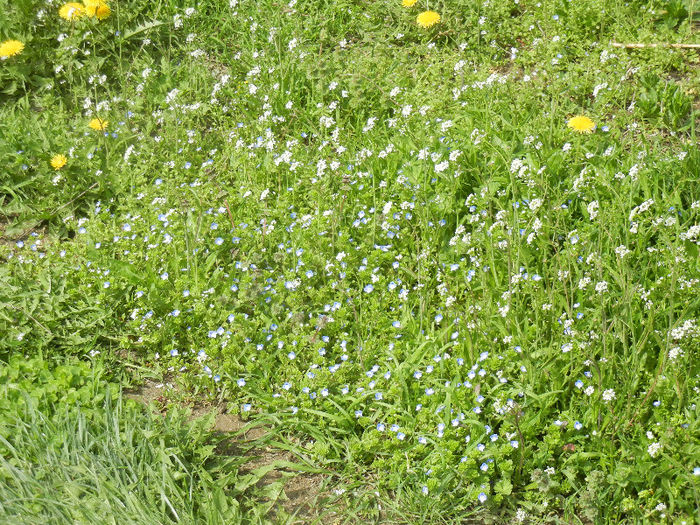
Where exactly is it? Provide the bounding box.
[0,355,116,428]
[1,0,699,522]
[0,357,291,524]
[637,73,694,129]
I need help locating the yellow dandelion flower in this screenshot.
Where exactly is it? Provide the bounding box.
[51,154,68,170]
[88,118,109,131]
[0,39,25,59]
[417,10,441,28]
[402,0,418,7]
[83,0,111,20]
[567,115,596,134]
[94,4,111,19]
[59,2,86,20]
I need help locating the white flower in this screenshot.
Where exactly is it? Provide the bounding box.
[615,245,631,258]
[362,117,377,133]
[602,389,616,402]
[682,225,700,241]
[629,198,654,221]
[434,161,449,173]
[648,442,662,458]
[528,198,542,211]
[587,200,599,220]
[668,346,683,360]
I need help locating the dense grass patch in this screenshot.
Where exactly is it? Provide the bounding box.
[2,0,699,522]
[0,357,297,524]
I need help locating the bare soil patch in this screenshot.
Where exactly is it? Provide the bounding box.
[125,379,338,524]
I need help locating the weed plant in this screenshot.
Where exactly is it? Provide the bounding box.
[1,0,699,522]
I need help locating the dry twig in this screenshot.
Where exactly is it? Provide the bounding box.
[612,42,700,49]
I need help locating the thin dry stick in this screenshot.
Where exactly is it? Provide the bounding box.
[53,182,100,213]
[10,182,101,241]
[612,42,700,49]
[6,304,52,334]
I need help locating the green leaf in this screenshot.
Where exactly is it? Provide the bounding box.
[495,478,513,495]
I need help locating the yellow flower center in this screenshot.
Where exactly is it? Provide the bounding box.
[417,11,441,28]
[0,39,25,58]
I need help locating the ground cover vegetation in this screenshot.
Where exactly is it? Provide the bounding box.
[1,0,700,523]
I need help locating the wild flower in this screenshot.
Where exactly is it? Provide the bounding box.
[83,0,111,20]
[88,118,108,131]
[50,154,68,170]
[59,2,85,20]
[0,39,25,59]
[416,11,441,28]
[567,115,596,134]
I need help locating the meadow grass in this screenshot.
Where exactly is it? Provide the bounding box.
[0,357,304,524]
[1,0,700,522]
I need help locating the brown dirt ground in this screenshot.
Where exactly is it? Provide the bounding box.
[125,380,342,524]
